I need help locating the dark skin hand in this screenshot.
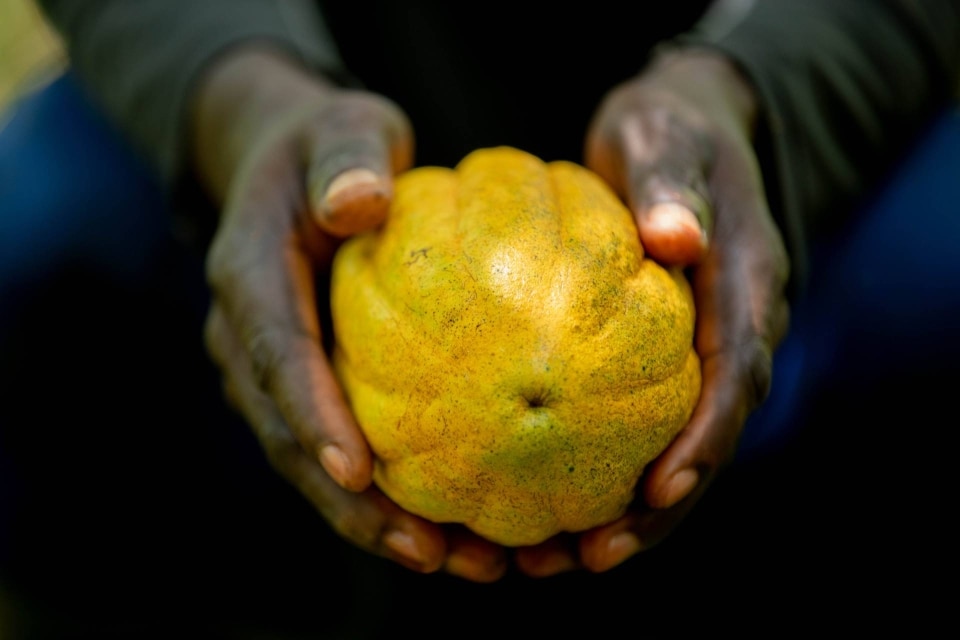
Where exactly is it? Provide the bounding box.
[193,45,509,582]
[191,45,789,582]
[516,49,791,575]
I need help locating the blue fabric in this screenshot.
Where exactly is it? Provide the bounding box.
[0,70,184,452]
[0,72,169,295]
[736,106,960,461]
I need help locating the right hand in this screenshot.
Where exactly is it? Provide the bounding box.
[191,46,509,583]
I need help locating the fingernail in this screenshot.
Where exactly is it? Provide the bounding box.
[662,468,699,508]
[648,202,708,248]
[606,532,641,567]
[319,445,351,488]
[324,167,382,207]
[316,167,390,236]
[384,529,426,567]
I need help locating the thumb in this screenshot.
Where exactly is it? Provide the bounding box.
[312,165,393,238]
[303,96,413,237]
[636,194,710,267]
[620,137,712,267]
[586,109,712,267]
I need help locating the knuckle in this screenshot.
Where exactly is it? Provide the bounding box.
[205,233,261,296]
[751,219,791,287]
[203,230,235,289]
[247,324,320,393]
[246,326,291,395]
[328,509,379,551]
[262,433,300,475]
[220,377,241,413]
[743,335,774,408]
[328,508,363,539]
[202,313,224,367]
[316,90,407,138]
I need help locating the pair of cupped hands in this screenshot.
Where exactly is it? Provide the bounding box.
[191,44,790,583]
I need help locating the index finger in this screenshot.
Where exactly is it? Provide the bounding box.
[206,138,373,492]
[643,135,790,509]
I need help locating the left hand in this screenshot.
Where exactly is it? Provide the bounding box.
[514,48,792,576]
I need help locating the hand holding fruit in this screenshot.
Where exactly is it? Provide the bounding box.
[331,146,701,553]
[190,46,515,582]
[521,47,793,575]
[191,43,791,583]
[331,48,791,578]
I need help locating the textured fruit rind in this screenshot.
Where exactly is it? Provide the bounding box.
[331,146,701,546]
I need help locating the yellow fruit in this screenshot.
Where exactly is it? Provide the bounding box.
[330,146,700,547]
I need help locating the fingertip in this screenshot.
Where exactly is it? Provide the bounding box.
[383,528,445,574]
[445,540,509,583]
[578,523,642,573]
[514,535,581,578]
[596,532,641,573]
[639,202,708,265]
[319,444,371,492]
[514,547,579,578]
[312,167,391,237]
[647,467,699,509]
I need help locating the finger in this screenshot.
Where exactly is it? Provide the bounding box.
[513,535,581,578]
[206,174,373,491]
[443,527,509,583]
[205,304,447,573]
[619,115,712,266]
[642,335,768,511]
[586,107,712,267]
[643,131,789,510]
[304,92,413,237]
[645,236,776,510]
[288,454,446,574]
[578,516,642,573]
[577,497,701,573]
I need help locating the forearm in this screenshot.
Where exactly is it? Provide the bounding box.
[36,0,350,191]
[678,0,960,293]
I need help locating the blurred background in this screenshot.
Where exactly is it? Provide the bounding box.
[0,0,63,115]
[1,3,64,635]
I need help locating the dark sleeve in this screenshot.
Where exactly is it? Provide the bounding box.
[36,0,350,190]
[679,0,960,295]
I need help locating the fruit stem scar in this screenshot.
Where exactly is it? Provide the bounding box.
[523,392,548,408]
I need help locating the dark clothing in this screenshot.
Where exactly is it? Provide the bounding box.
[37,0,960,293]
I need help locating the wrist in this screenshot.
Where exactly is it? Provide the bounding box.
[190,44,336,202]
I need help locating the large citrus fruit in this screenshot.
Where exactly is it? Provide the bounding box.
[330,146,700,546]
